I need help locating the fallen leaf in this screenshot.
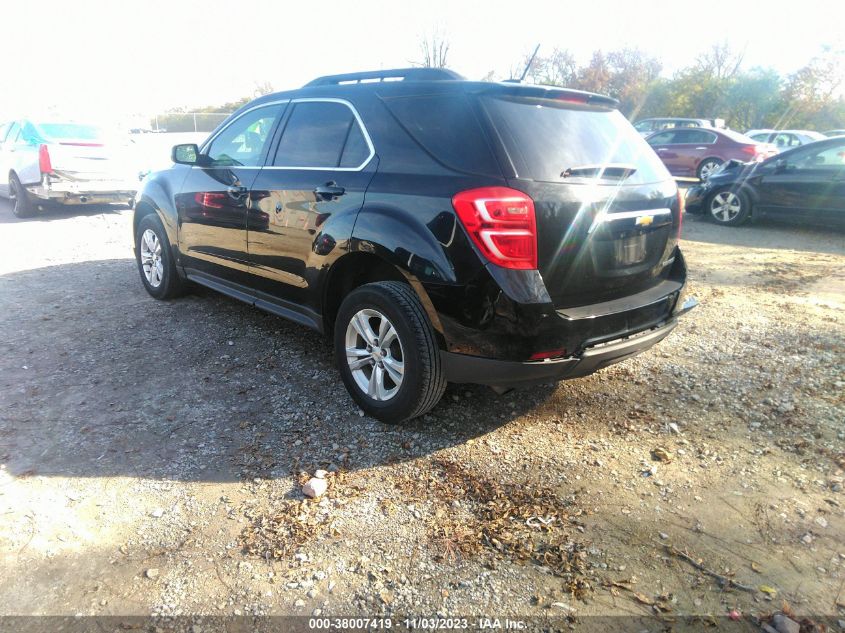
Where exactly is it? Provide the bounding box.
[759,585,777,596]
[751,562,761,573]
[633,592,655,606]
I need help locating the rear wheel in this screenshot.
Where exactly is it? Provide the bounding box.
[707,187,751,226]
[697,158,723,181]
[9,173,34,218]
[334,281,446,423]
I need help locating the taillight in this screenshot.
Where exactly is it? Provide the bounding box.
[452,187,537,270]
[740,145,757,156]
[530,349,565,360]
[676,189,684,240]
[38,144,53,174]
[194,192,226,209]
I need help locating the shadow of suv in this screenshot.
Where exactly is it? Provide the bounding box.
[133,67,696,423]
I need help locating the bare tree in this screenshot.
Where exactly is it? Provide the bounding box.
[697,41,745,80]
[253,81,274,97]
[417,31,450,68]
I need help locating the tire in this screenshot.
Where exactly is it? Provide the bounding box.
[334,281,446,423]
[706,187,751,226]
[9,172,34,218]
[135,213,186,299]
[697,158,723,181]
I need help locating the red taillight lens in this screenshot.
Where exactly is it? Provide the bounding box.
[530,349,565,360]
[38,144,53,174]
[194,192,226,209]
[676,189,684,240]
[452,187,537,270]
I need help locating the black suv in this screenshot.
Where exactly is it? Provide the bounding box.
[133,68,696,423]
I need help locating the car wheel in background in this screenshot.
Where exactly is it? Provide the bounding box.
[707,187,751,226]
[334,281,446,424]
[697,158,723,181]
[9,173,34,218]
[135,213,186,299]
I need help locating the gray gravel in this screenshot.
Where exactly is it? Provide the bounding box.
[0,199,843,626]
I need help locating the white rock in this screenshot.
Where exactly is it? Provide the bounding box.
[314,470,329,479]
[294,599,305,607]
[151,508,164,518]
[145,568,159,579]
[815,516,828,528]
[303,478,328,498]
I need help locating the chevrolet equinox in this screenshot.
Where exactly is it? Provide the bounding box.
[133,68,696,423]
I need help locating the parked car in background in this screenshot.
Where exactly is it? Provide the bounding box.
[684,136,845,226]
[633,117,721,137]
[0,119,138,218]
[646,127,777,180]
[133,67,695,423]
[823,129,845,137]
[745,129,826,151]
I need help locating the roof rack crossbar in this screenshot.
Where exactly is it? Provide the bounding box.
[304,68,464,87]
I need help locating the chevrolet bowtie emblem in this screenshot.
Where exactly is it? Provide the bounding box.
[635,215,654,227]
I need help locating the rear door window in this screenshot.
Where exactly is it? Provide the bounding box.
[273,101,371,169]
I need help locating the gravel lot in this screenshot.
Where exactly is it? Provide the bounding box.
[0,198,843,630]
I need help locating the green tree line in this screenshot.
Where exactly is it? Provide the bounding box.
[491,43,845,131]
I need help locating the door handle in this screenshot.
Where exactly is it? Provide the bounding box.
[656,148,667,152]
[695,147,707,150]
[314,182,345,200]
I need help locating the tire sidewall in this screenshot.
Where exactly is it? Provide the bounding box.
[9,173,34,218]
[136,214,178,299]
[707,186,750,226]
[334,285,426,422]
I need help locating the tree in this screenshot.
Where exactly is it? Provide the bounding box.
[695,41,745,80]
[604,48,662,117]
[573,51,612,95]
[417,31,450,69]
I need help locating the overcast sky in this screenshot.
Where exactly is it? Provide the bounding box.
[2,0,843,124]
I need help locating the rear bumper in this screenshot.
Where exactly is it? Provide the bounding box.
[443,296,697,387]
[27,181,136,205]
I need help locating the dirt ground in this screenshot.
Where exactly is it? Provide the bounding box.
[0,198,843,631]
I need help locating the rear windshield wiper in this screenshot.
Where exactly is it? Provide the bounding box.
[561,164,637,180]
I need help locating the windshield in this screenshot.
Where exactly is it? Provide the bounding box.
[479,95,670,184]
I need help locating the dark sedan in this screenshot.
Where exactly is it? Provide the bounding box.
[646,127,777,180]
[685,136,845,226]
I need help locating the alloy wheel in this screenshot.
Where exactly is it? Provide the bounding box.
[709,191,742,222]
[140,229,164,288]
[344,308,404,401]
[699,160,721,180]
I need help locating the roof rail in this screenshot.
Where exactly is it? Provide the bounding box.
[304,68,464,87]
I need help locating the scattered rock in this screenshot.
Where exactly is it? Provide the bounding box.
[294,599,305,608]
[150,508,164,518]
[815,516,828,528]
[314,470,329,479]
[145,568,159,579]
[772,614,800,633]
[303,478,328,499]
[801,533,814,545]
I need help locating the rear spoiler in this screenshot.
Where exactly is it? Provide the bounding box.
[476,83,619,109]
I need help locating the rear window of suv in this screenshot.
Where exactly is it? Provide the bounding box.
[479,95,670,185]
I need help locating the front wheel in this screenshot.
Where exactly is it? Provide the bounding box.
[135,213,186,299]
[707,187,751,226]
[334,281,446,423]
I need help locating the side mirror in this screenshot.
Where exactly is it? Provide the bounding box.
[172,143,200,165]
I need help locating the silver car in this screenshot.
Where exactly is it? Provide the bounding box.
[745,129,826,152]
[0,119,138,217]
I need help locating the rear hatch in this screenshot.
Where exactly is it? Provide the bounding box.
[475,88,681,308]
[36,122,136,184]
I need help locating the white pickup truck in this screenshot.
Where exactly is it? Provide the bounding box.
[0,120,139,217]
